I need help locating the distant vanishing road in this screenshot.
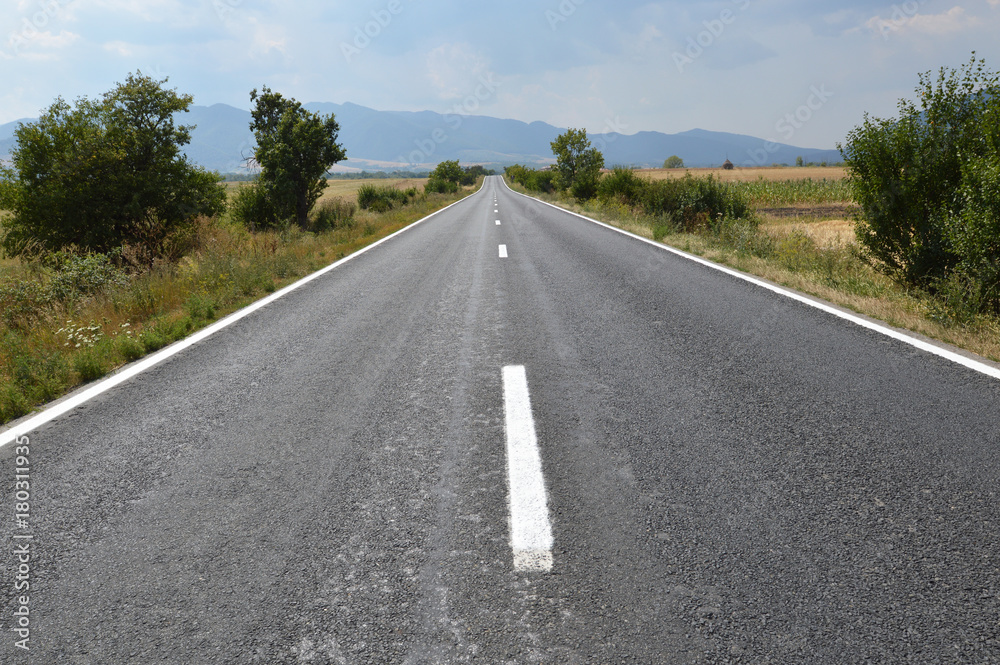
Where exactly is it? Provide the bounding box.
[2,175,999,663]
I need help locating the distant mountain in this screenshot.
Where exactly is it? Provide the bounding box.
[1,103,843,173]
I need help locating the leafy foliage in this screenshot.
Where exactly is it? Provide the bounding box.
[505,165,558,193]
[0,252,128,329]
[0,72,226,259]
[357,184,417,211]
[249,87,346,228]
[229,181,281,231]
[426,159,483,193]
[596,167,647,205]
[840,54,1000,291]
[948,156,1000,313]
[663,155,685,169]
[550,128,604,199]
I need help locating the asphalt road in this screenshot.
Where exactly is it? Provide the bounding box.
[2,175,999,663]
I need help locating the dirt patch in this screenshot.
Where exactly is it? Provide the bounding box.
[757,203,860,220]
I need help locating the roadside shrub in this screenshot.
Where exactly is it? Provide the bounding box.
[358,184,414,211]
[46,252,129,301]
[73,346,109,382]
[946,155,1000,313]
[231,181,283,230]
[425,177,458,194]
[505,165,558,193]
[570,174,599,201]
[0,73,226,259]
[311,197,356,232]
[0,278,50,329]
[640,175,753,231]
[0,252,128,329]
[840,54,1000,290]
[596,167,647,207]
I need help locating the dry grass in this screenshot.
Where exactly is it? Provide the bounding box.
[641,165,848,182]
[764,218,856,246]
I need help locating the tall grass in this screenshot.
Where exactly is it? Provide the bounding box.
[0,187,474,425]
[730,177,853,206]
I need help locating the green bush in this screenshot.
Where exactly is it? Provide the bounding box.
[424,177,458,194]
[231,181,284,230]
[357,184,414,211]
[596,167,647,206]
[0,278,50,329]
[841,55,1000,291]
[0,251,129,329]
[429,160,464,185]
[640,174,753,231]
[311,197,356,232]
[0,73,226,259]
[947,155,1000,313]
[73,347,109,382]
[46,252,129,301]
[505,165,557,193]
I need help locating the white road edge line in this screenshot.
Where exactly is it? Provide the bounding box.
[502,365,554,573]
[499,244,508,258]
[499,178,1000,382]
[0,181,489,449]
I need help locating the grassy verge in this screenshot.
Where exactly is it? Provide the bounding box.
[0,184,476,426]
[506,175,1000,364]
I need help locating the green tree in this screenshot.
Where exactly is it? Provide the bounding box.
[550,128,604,199]
[840,54,1000,289]
[0,72,225,259]
[795,156,804,167]
[663,155,684,169]
[248,87,346,228]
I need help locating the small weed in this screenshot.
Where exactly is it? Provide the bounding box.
[73,347,109,382]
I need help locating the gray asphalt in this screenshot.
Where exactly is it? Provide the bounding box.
[2,175,999,663]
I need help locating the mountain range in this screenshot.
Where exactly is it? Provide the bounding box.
[0,101,843,174]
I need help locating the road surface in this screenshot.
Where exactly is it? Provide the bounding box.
[2,175,999,663]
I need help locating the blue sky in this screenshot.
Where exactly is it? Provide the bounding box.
[2,0,999,149]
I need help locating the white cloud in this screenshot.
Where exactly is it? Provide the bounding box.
[636,23,662,49]
[864,5,980,39]
[102,39,131,56]
[425,43,490,100]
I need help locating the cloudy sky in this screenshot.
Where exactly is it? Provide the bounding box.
[2,0,999,149]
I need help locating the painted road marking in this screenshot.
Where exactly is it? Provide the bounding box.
[499,244,508,258]
[496,220,501,226]
[502,366,553,573]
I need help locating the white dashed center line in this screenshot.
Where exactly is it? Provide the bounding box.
[499,244,508,258]
[502,365,554,572]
